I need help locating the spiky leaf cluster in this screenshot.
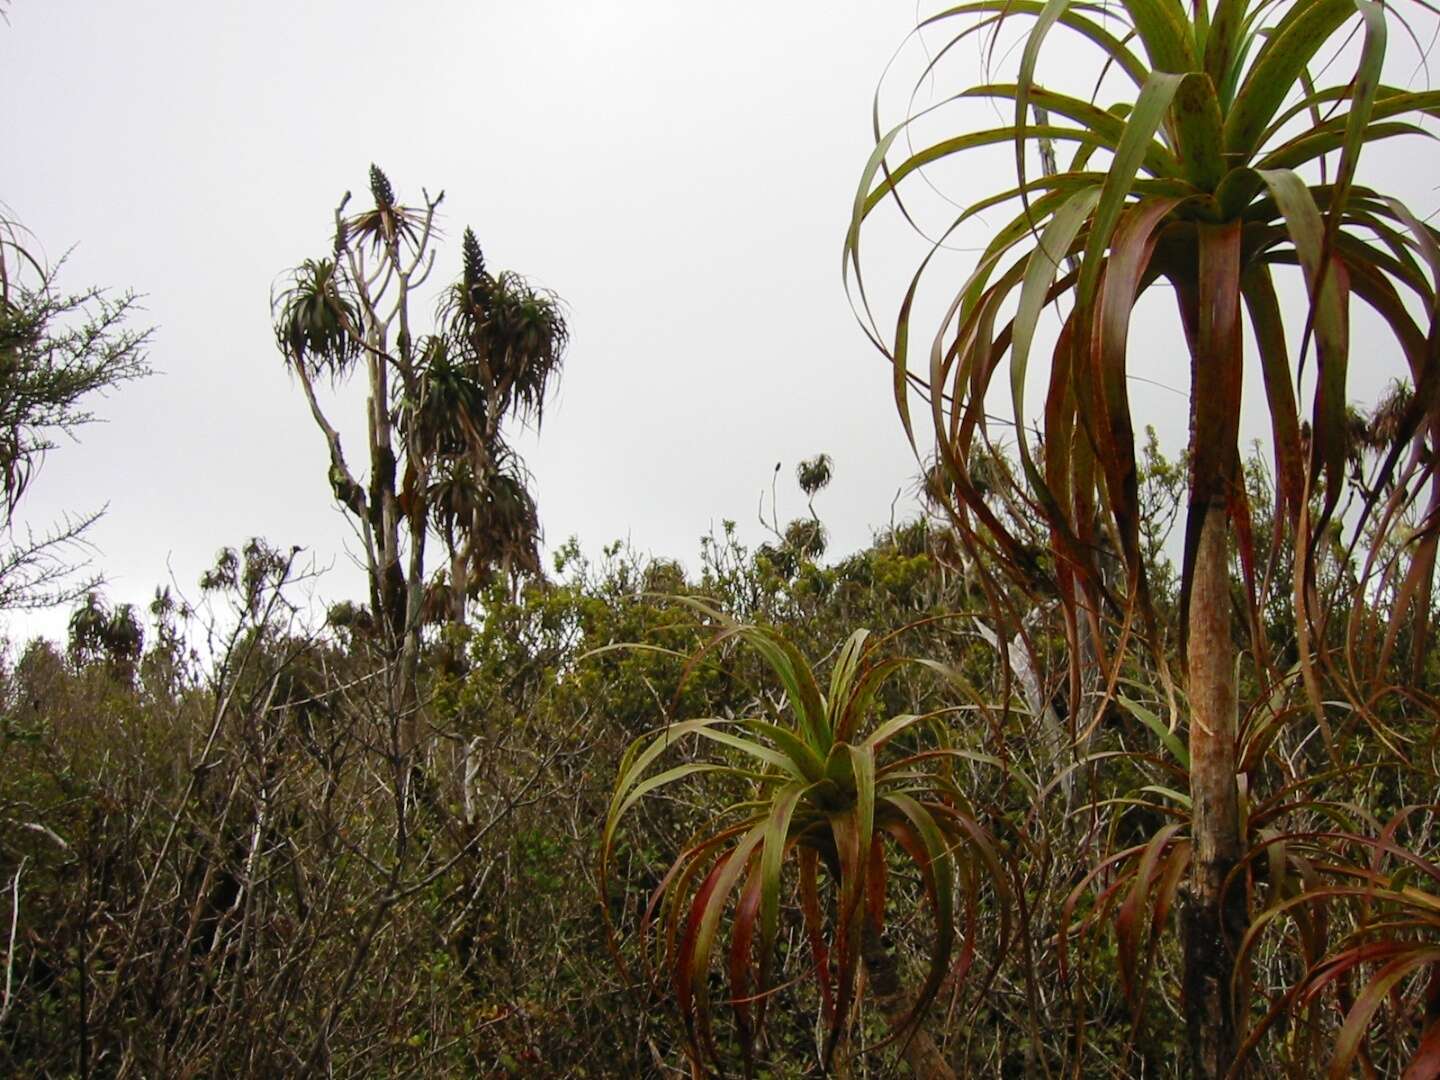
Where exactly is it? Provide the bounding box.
[846,0,1440,693]
[603,611,1010,1076]
[273,258,360,378]
[796,453,833,498]
[784,517,827,560]
[440,265,568,426]
[343,164,425,253]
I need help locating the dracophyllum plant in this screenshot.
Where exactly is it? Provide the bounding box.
[601,606,1011,1078]
[847,3,1439,1074]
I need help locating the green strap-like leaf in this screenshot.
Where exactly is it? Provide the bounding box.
[1170,70,1226,191]
[1258,121,1431,175]
[1076,71,1184,311]
[834,656,907,744]
[1117,694,1191,767]
[1203,0,1248,88]
[606,763,725,853]
[739,719,826,782]
[691,726,802,778]
[1118,0,1198,74]
[756,784,807,1027]
[1011,188,1101,505]
[1327,0,1388,235]
[1225,0,1356,158]
[609,717,745,827]
[727,625,829,749]
[826,629,869,731]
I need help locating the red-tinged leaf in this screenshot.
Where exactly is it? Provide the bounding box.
[882,795,956,1038]
[1089,196,1182,583]
[1241,263,1305,523]
[1075,72,1183,311]
[1379,530,1440,679]
[878,810,984,1039]
[647,825,754,985]
[1008,191,1101,547]
[797,845,833,1025]
[676,853,732,1052]
[754,786,805,1039]
[1302,941,1430,1010]
[929,265,1046,580]
[865,834,887,934]
[926,801,1012,1011]
[1313,829,1440,891]
[823,809,866,1063]
[1043,312,1079,526]
[1058,842,1149,984]
[687,827,764,1062]
[1116,824,1184,1004]
[1153,840,1193,938]
[1330,949,1440,1080]
[1256,167,1352,528]
[1402,1014,1440,1080]
[728,864,764,1076]
[881,818,936,910]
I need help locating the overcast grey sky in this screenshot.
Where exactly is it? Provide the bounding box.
[2,1,939,644]
[3,1,1433,646]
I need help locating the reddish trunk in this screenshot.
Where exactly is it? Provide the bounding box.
[1184,504,1247,1078]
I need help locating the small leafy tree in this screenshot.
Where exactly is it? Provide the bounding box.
[0,213,149,609]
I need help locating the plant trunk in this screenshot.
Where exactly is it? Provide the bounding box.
[451,547,469,626]
[860,923,956,1080]
[1183,503,1246,1078]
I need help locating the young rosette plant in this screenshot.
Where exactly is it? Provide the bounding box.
[600,610,1010,1077]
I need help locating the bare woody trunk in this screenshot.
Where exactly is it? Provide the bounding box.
[450,547,469,626]
[1183,503,1246,1078]
[860,923,956,1080]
